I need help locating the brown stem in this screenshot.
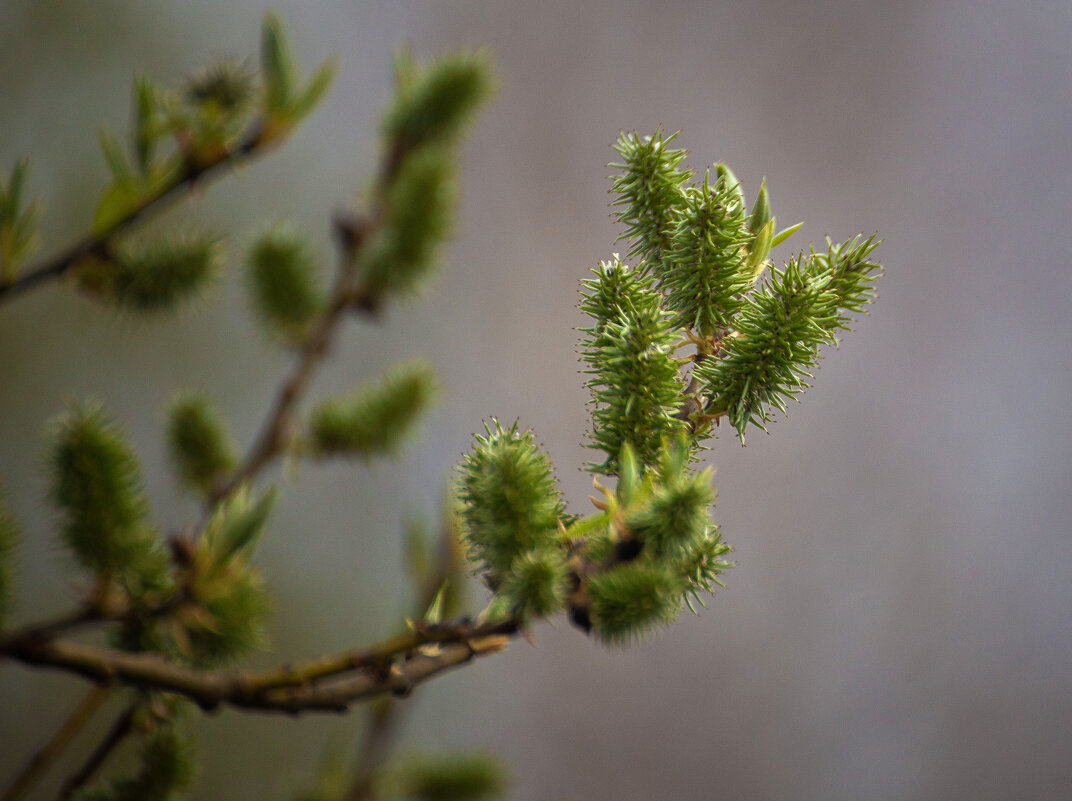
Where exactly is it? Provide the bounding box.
[0,122,277,306]
[1,618,518,716]
[207,277,357,507]
[55,700,140,801]
[0,687,110,801]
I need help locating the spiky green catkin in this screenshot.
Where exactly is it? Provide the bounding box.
[696,236,882,440]
[246,223,324,342]
[662,170,752,335]
[72,724,195,801]
[396,752,509,801]
[77,231,221,311]
[625,467,714,559]
[610,129,691,276]
[682,527,733,608]
[457,421,565,578]
[308,360,437,458]
[588,560,685,644]
[578,258,684,474]
[48,404,161,578]
[361,146,454,297]
[184,567,269,665]
[383,50,495,157]
[577,255,661,339]
[500,547,570,620]
[185,57,254,116]
[0,486,18,629]
[166,393,236,496]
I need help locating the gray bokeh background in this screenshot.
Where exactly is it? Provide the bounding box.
[2,2,1071,799]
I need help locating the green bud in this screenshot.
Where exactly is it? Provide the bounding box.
[166,392,236,496]
[202,486,276,565]
[625,466,714,558]
[500,547,570,620]
[48,404,157,577]
[662,169,752,335]
[361,145,454,298]
[579,258,685,474]
[682,528,733,611]
[457,421,565,578]
[696,236,880,441]
[77,231,221,312]
[308,360,437,458]
[588,560,685,644]
[610,128,691,274]
[395,752,509,801]
[715,162,745,208]
[383,49,495,157]
[184,489,273,665]
[748,178,771,236]
[246,223,324,343]
[184,58,254,116]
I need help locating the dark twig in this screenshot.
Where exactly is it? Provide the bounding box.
[1,617,518,716]
[0,687,110,801]
[55,699,140,801]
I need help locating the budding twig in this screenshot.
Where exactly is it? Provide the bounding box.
[0,124,276,306]
[0,618,517,716]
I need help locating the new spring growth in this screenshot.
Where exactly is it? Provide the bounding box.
[455,130,877,643]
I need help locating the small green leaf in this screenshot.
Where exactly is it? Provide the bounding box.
[133,75,160,174]
[261,11,296,115]
[91,160,180,235]
[422,580,448,624]
[0,159,41,283]
[99,127,132,179]
[748,178,771,235]
[289,59,336,123]
[770,221,803,249]
[208,486,276,562]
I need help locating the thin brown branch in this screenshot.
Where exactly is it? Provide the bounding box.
[0,121,276,306]
[207,275,360,507]
[205,190,383,509]
[346,698,404,801]
[56,700,140,801]
[1,618,517,716]
[1,687,110,801]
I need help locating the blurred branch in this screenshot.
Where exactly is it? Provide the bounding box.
[55,699,140,801]
[0,122,280,306]
[1,617,518,715]
[0,687,110,801]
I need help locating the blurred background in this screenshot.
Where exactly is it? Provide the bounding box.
[2,1,1071,799]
